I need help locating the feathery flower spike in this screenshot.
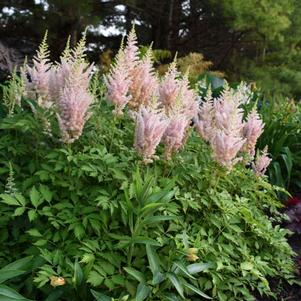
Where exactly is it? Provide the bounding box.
[242,108,264,157]
[134,106,169,163]
[128,47,159,110]
[252,146,272,176]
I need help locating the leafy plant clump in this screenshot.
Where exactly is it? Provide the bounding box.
[0,33,298,301]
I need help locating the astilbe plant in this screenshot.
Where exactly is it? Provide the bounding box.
[105,46,132,116]
[160,74,198,159]
[196,84,246,168]
[195,88,214,142]
[22,34,94,143]
[105,29,199,162]
[159,61,181,114]
[242,108,264,157]
[22,31,53,109]
[128,48,159,109]
[106,30,267,170]
[196,83,267,171]
[177,73,199,120]
[0,31,297,301]
[123,26,140,74]
[134,106,169,163]
[163,111,189,160]
[252,146,272,176]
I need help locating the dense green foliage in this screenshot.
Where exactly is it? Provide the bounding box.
[257,97,301,193]
[0,77,297,301]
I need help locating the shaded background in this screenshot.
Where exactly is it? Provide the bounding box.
[1,0,301,97]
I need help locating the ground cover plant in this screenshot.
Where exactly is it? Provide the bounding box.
[0,30,299,301]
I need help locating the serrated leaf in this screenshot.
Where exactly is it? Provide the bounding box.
[87,271,104,287]
[100,262,115,275]
[0,194,19,206]
[14,194,26,206]
[29,186,42,208]
[13,207,25,216]
[28,209,37,222]
[74,224,85,240]
[111,275,124,285]
[39,185,52,203]
[80,254,95,264]
[27,229,42,237]
[90,289,111,301]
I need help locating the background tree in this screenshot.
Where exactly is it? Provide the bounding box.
[1,0,301,97]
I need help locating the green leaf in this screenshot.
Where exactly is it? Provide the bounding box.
[27,229,42,237]
[173,261,195,279]
[167,273,184,298]
[141,202,165,213]
[146,245,160,275]
[13,207,25,216]
[87,271,104,287]
[241,262,253,271]
[2,256,33,271]
[29,186,42,208]
[14,194,26,206]
[145,189,174,205]
[154,271,165,285]
[136,283,150,301]
[74,224,85,239]
[73,261,83,287]
[0,284,33,301]
[100,262,115,275]
[142,215,177,225]
[28,209,37,222]
[184,283,212,299]
[39,185,53,203]
[0,194,19,206]
[0,270,26,283]
[187,262,212,274]
[33,240,47,246]
[90,289,111,301]
[124,267,145,283]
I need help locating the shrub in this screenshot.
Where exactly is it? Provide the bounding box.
[0,32,298,301]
